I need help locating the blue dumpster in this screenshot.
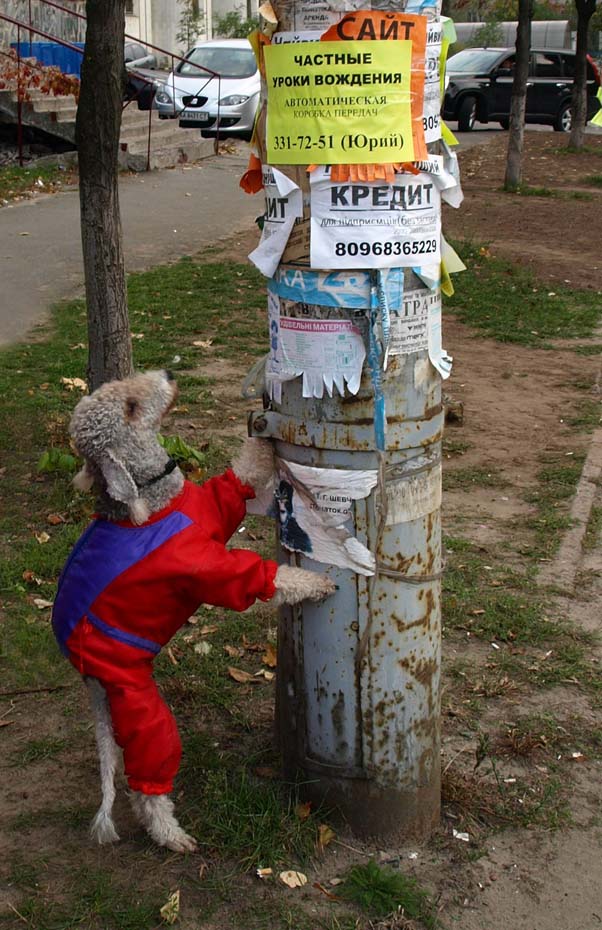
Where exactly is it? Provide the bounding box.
[11,41,85,77]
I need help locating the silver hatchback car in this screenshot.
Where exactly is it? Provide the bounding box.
[154,38,260,138]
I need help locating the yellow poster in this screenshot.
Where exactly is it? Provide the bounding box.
[264,40,415,165]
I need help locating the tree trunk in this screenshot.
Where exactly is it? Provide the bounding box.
[76,0,133,392]
[504,0,533,190]
[569,0,595,150]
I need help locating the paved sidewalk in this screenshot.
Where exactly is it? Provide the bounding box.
[0,149,259,345]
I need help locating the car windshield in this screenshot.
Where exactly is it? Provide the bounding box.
[178,46,256,79]
[447,48,504,72]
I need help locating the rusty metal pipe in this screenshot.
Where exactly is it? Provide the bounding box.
[249,0,443,841]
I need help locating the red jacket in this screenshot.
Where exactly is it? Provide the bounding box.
[51,471,278,794]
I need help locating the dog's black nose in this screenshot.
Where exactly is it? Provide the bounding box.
[164,369,175,382]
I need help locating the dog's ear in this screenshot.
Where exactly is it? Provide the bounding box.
[98,450,149,525]
[73,462,94,492]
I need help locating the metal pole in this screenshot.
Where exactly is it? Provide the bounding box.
[249,0,446,840]
[17,24,24,167]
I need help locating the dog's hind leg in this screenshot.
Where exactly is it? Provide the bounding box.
[130,793,197,853]
[86,677,121,844]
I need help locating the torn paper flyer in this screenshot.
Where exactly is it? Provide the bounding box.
[248,459,378,576]
[265,287,366,401]
[426,288,452,379]
[248,166,303,277]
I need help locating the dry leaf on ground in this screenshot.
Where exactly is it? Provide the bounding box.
[295,801,312,821]
[256,867,273,879]
[159,890,180,924]
[317,824,335,852]
[193,641,212,656]
[60,377,87,391]
[224,644,244,658]
[46,513,65,525]
[32,598,53,610]
[262,642,277,668]
[200,624,218,635]
[227,666,260,684]
[35,532,50,544]
[279,870,307,888]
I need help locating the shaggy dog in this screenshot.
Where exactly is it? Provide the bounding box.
[52,369,335,852]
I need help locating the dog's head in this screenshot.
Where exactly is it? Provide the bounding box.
[70,370,180,524]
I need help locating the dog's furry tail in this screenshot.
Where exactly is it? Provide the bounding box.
[86,676,121,844]
[90,808,120,844]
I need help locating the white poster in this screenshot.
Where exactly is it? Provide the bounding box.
[310,167,441,270]
[413,153,463,208]
[426,288,452,379]
[248,166,303,278]
[265,288,366,400]
[389,288,441,357]
[248,459,378,575]
[423,21,442,143]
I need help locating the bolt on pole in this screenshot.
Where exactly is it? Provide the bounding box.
[247,0,460,840]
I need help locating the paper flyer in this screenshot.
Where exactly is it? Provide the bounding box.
[271,265,406,311]
[264,39,415,165]
[389,288,441,356]
[248,166,303,278]
[423,21,442,143]
[265,288,366,400]
[426,288,452,378]
[248,459,378,575]
[412,153,463,208]
[310,166,442,270]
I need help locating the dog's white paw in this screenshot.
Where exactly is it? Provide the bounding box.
[307,574,337,602]
[90,809,120,844]
[163,828,198,854]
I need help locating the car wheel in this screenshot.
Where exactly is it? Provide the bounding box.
[499,118,510,130]
[554,103,572,132]
[458,96,477,132]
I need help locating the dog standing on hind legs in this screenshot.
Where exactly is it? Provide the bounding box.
[51,369,335,852]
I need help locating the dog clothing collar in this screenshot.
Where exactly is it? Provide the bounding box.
[136,457,178,490]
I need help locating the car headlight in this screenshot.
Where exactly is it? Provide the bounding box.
[219,94,249,106]
[155,89,173,104]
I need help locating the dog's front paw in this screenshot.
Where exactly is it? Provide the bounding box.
[164,828,198,854]
[306,574,337,602]
[273,565,337,606]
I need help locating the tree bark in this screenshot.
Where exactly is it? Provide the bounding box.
[76,0,133,392]
[504,0,533,190]
[569,0,596,150]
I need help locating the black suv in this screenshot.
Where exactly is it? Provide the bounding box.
[443,47,601,132]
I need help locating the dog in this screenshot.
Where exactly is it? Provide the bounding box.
[51,369,335,853]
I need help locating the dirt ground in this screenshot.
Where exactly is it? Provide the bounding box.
[1,131,602,930]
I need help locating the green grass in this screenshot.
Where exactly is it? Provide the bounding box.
[0,165,68,204]
[11,736,68,767]
[0,867,167,930]
[584,505,602,551]
[443,465,506,491]
[522,454,585,558]
[339,860,437,928]
[583,173,602,187]
[447,240,602,346]
[504,184,557,197]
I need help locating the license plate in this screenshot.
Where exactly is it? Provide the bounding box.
[181,110,210,122]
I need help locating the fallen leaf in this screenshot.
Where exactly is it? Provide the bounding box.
[313,882,339,900]
[46,513,65,525]
[256,867,273,880]
[159,889,180,924]
[242,635,264,653]
[32,598,53,610]
[279,870,307,889]
[35,531,50,544]
[255,668,275,682]
[317,824,335,851]
[224,644,244,658]
[296,802,312,821]
[228,666,260,684]
[328,878,343,887]
[198,863,208,880]
[22,570,42,584]
[193,641,212,656]
[192,339,213,348]
[0,720,13,728]
[200,624,218,635]
[167,647,178,666]
[60,377,87,391]
[262,642,277,668]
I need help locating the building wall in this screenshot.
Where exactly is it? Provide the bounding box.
[0,0,86,50]
[125,0,153,46]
